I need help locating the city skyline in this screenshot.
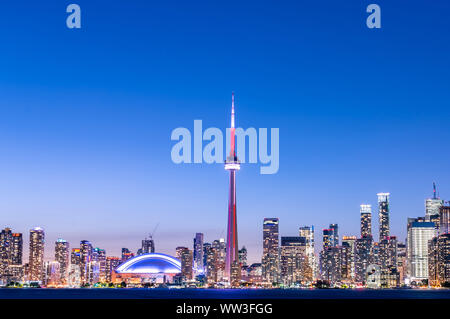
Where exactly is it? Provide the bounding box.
[2,184,448,266]
[1,1,449,265]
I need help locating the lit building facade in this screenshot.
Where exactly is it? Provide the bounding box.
[193,233,204,274]
[299,225,315,279]
[341,236,356,282]
[360,204,372,238]
[355,236,373,283]
[55,239,69,284]
[0,228,13,278]
[407,220,437,281]
[281,237,310,285]
[262,218,279,284]
[177,247,193,281]
[80,240,93,284]
[105,256,121,283]
[428,234,450,286]
[44,261,61,286]
[29,227,45,282]
[425,183,443,221]
[377,193,390,241]
[329,224,339,247]
[319,246,341,285]
[439,205,450,235]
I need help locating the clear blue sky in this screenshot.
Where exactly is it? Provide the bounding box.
[0,1,449,263]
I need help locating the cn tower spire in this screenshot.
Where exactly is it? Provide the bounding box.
[231,92,235,129]
[230,92,236,158]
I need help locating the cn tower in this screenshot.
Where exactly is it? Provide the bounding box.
[224,93,241,285]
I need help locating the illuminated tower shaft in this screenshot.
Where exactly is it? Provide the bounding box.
[225,93,240,285]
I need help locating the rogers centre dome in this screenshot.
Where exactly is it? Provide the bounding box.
[112,253,182,285]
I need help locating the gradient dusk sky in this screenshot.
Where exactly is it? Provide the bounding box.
[0,1,449,263]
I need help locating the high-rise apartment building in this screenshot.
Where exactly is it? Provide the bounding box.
[379,236,397,270]
[238,246,247,267]
[299,226,315,279]
[329,224,339,247]
[319,246,341,285]
[428,234,450,286]
[378,193,390,241]
[355,236,373,283]
[212,238,226,281]
[29,227,45,282]
[281,237,310,285]
[407,219,437,281]
[439,205,450,235]
[360,204,372,238]
[177,247,193,281]
[341,236,356,281]
[94,248,106,282]
[80,240,93,284]
[11,233,23,266]
[55,239,69,284]
[193,233,204,274]
[322,228,333,249]
[262,218,279,284]
[105,256,121,283]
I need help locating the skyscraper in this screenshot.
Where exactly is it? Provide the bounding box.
[329,224,339,247]
[355,236,373,283]
[193,233,204,274]
[105,256,121,283]
[428,233,450,286]
[360,204,372,238]
[224,93,241,286]
[407,219,437,281]
[43,261,61,286]
[319,246,341,285]
[11,233,23,266]
[341,236,356,281]
[0,228,13,276]
[55,239,69,284]
[425,182,444,221]
[377,193,390,241]
[94,248,106,282]
[299,226,315,279]
[379,236,397,270]
[262,218,279,284]
[141,235,155,255]
[80,240,93,284]
[322,229,333,249]
[238,246,248,267]
[397,242,407,283]
[177,247,193,281]
[439,205,450,235]
[71,248,81,266]
[212,238,226,281]
[29,227,45,282]
[281,237,310,285]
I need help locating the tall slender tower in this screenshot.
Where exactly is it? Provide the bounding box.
[29,227,45,282]
[377,193,390,241]
[225,93,241,285]
[360,204,372,238]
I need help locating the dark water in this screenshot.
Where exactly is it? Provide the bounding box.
[0,288,449,299]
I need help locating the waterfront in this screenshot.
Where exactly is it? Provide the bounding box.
[0,288,448,299]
